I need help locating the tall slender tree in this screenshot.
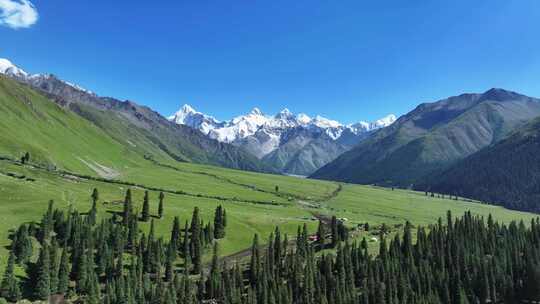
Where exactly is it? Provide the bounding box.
[1,251,21,302]
[123,189,132,226]
[158,192,165,219]
[190,207,202,274]
[142,191,150,222]
[35,243,51,300]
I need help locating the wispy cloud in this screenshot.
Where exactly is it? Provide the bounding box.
[0,0,38,29]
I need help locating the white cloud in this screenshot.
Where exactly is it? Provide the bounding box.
[0,0,38,29]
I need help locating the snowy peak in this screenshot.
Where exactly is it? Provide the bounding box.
[250,107,263,116]
[169,104,222,134]
[0,57,94,95]
[372,114,397,128]
[169,105,396,145]
[312,115,342,129]
[350,114,397,133]
[0,58,28,78]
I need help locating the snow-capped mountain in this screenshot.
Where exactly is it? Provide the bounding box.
[0,58,94,95]
[169,104,396,175]
[169,104,224,134]
[170,104,395,144]
[0,57,273,173]
[0,58,28,78]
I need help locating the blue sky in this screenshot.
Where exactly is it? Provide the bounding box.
[1,0,540,123]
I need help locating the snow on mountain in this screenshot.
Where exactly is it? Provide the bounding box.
[371,114,397,129]
[169,104,223,134]
[169,104,396,152]
[0,58,94,95]
[0,58,28,78]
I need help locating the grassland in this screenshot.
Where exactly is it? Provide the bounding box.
[0,154,537,272]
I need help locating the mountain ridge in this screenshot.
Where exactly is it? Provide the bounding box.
[0,58,274,173]
[417,116,540,213]
[169,104,396,175]
[311,88,540,185]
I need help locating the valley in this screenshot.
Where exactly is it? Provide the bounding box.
[0,58,539,303]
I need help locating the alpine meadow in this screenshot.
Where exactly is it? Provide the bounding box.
[1,1,540,303]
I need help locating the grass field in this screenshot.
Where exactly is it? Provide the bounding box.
[0,155,536,273]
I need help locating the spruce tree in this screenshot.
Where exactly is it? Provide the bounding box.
[1,251,21,302]
[123,189,132,226]
[190,208,202,274]
[13,224,32,264]
[182,221,191,272]
[49,240,59,294]
[158,192,165,219]
[330,216,339,248]
[57,246,70,294]
[35,243,51,300]
[214,205,226,239]
[142,191,150,222]
[316,220,325,246]
[171,216,181,248]
[89,188,99,225]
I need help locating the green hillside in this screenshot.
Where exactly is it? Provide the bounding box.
[0,75,143,176]
[0,75,272,178]
[312,88,540,187]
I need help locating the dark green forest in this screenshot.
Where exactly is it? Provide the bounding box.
[1,190,540,304]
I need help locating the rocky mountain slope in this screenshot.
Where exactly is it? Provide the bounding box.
[169,105,396,175]
[0,58,273,173]
[311,88,540,186]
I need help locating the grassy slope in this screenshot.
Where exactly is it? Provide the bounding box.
[0,76,147,175]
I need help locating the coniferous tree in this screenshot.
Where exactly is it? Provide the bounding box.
[57,245,70,294]
[190,207,202,274]
[122,189,133,227]
[158,192,165,219]
[1,251,21,302]
[142,191,150,222]
[316,220,325,246]
[89,188,99,225]
[20,152,30,164]
[182,221,191,272]
[330,216,339,248]
[49,239,59,294]
[5,194,540,304]
[171,216,181,249]
[208,242,221,299]
[12,224,32,264]
[214,205,226,239]
[35,243,51,300]
[524,262,540,301]
[76,246,88,294]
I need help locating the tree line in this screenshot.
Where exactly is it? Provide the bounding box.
[1,189,539,303]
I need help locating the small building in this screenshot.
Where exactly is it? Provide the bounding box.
[308,235,319,242]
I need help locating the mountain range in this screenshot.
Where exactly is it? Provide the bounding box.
[4,56,540,213]
[312,88,540,188]
[0,58,273,174]
[169,104,396,175]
